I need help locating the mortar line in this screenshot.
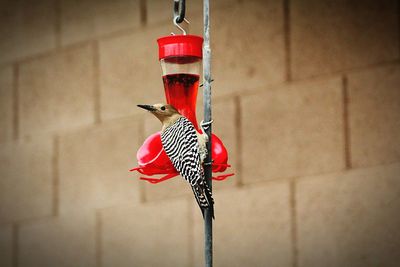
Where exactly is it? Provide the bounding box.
[54,0,62,48]
[139,0,147,26]
[289,59,400,83]
[12,223,19,267]
[95,211,102,267]
[52,135,60,216]
[289,179,298,267]
[234,95,243,187]
[92,41,101,124]
[342,75,351,169]
[283,0,292,82]
[12,64,19,140]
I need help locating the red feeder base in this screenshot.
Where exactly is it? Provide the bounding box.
[130,131,234,183]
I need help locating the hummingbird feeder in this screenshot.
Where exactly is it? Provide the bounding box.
[130,18,232,184]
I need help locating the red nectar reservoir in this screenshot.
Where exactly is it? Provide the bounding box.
[158,35,203,129]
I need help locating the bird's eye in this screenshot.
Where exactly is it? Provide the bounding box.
[160,106,166,111]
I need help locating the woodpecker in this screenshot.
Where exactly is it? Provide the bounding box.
[137,103,214,218]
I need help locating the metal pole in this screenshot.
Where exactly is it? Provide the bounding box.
[203,0,213,266]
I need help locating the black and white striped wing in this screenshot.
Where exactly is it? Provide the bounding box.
[161,117,214,217]
[161,117,203,186]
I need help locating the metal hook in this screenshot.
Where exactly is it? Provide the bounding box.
[173,0,185,23]
[172,0,188,35]
[172,17,190,36]
[173,17,187,35]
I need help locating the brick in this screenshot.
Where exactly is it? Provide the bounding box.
[101,198,190,267]
[60,0,140,46]
[241,77,345,183]
[59,117,141,214]
[0,67,13,143]
[99,25,172,120]
[348,64,400,168]
[0,226,13,267]
[291,0,399,79]
[0,138,53,223]
[0,0,56,64]
[210,0,285,96]
[19,45,95,136]
[193,182,292,267]
[142,98,237,201]
[19,214,96,267]
[297,163,400,267]
[210,97,238,186]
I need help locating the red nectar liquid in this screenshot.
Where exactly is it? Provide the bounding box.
[162,73,200,130]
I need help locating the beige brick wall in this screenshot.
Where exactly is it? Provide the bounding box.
[0,138,53,223]
[0,1,399,266]
[0,226,13,267]
[101,199,191,267]
[0,67,13,143]
[193,182,293,267]
[19,45,96,136]
[297,164,400,267]
[19,214,96,267]
[0,0,57,64]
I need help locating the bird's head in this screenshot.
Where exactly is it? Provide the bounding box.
[137,104,181,125]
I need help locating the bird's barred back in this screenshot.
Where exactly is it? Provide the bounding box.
[161,117,203,186]
[161,117,214,211]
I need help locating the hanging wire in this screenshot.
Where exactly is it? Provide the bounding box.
[172,0,188,35]
[173,0,185,23]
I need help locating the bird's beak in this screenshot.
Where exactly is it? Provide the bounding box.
[137,104,156,112]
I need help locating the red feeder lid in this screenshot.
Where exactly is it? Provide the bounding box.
[157,35,203,60]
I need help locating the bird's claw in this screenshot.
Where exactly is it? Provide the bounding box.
[199,79,215,87]
[203,159,214,166]
[200,119,213,131]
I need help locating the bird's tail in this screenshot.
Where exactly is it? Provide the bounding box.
[204,181,214,219]
[191,181,214,219]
